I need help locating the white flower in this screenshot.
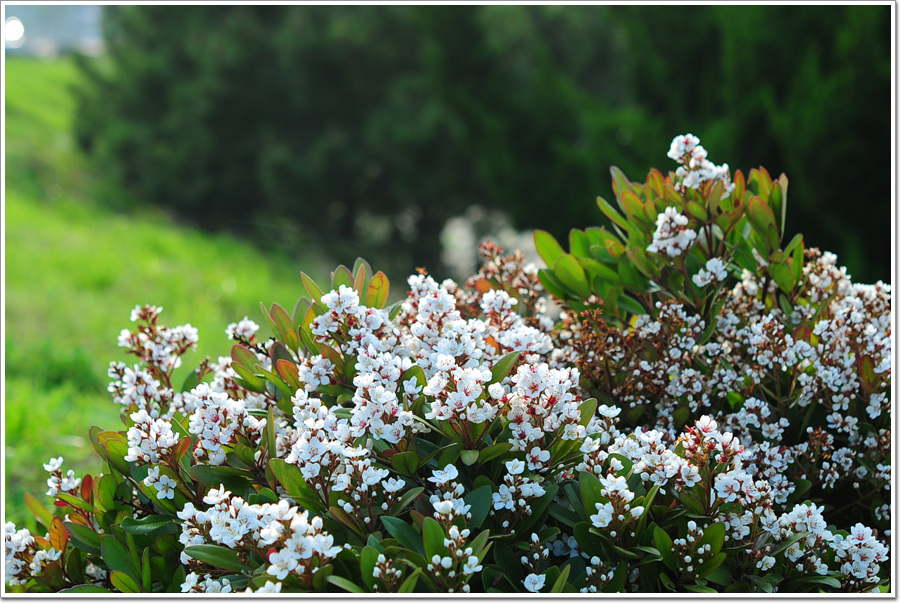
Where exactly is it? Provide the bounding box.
[155,474,177,499]
[693,257,728,287]
[505,459,526,475]
[428,464,459,486]
[267,549,299,581]
[523,573,546,593]
[647,207,697,258]
[668,134,701,162]
[43,457,64,472]
[433,500,455,516]
[225,316,260,339]
[382,477,406,493]
[463,555,483,575]
[590,502,614,528]
[245,581,282,593]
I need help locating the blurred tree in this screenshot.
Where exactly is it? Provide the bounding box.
[74,5,890,283]
[609,4,891,283]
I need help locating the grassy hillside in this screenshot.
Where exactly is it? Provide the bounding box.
[3,57,331,526]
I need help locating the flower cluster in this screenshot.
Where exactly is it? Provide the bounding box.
[667,132,736,196]
[178,485,341,592]
[646,206,697,257]
[4,135,890,595]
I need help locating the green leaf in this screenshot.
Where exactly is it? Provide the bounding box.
[331,264,354,290]
[653,526,678,572]
[101,535,140,583]
[390,486,423,515]
[697,521,726,556]
[24,492,54,531]
[398,568,422,593]
[696,552,727,579]
[423,517,447,560]
[360,546,380,591]
[478,442,513,464]
[366,271,390,308]
[181,368,201,393]
[597,195,637,237]
[381,516,425,556]
[99,432,133,475]
[183,544,252,572]
[459,449,479,466]
[65,522,102,555]
[489,351,520,385]
[610,166,637,199]
[300,272,324,303]
[120,515,177,535]
[747,196,778,252]
[538,268,569,300]
[141,547,152,593]
[550,564,571,593]
[685,584,717,593]
[230,362,266,393]
[534,230,567,268]
[579,257,620,282]
[548,503,581,528]
[187,464,254,494]
[579,471,605,514]
[327,575,366,593]
[569,229,590,258]
[516,484,559,536]
[230,344,259,371]
[685,200,708,222]
[463,485,493,530]
[60,585,114,593]
[770,530,809,556]
[554,254,591,299]
[769,260,795,294]
[268,459,323,510]
[578,398,598,427]
[616,293,646,316]
[110,570,142,593]
[790,575,842,589]
[391,451,419,477]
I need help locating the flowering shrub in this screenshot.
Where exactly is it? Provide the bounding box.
[4,136,890,594]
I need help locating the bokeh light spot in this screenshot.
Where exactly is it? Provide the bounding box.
[5,16,25,47]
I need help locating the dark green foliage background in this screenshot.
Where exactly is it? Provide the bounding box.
[73,5,890,283]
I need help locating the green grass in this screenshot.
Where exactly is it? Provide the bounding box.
[3,56,331,527]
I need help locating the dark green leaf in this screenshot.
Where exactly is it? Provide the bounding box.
[101,535,139,583]
[579,471,606,513]
[550,564,571,593]
[188,464,254,494]
[398,568,422,593]
[327,575,366,593]
[391,451,419,477]
[489,351,520,385]
[463,485,493,530]
[120,515,177,535]
[653,526,677,572]
[65,522,102,555]
[478,442,513,464]
[360,546,380,592]
[422,517,447,560]
[60,585,113,593]
[381,516,425,556]
[183,544,251,572]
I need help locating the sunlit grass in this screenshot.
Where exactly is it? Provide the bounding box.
[3,56,331,527]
